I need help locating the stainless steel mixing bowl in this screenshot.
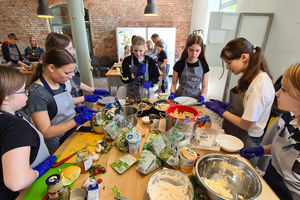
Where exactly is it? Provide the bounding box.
[195,154,262,200]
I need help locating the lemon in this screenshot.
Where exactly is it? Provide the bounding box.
[61,166,81,186]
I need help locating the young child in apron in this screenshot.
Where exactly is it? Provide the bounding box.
[169,35,209,104]
[27,48,95,154]
[120,36,159,100]
[45,32,110,101]
[0,66,56,199]
[204,38,275,147]
[240,64,300,200]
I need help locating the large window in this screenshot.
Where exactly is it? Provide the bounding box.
[219,0,237,12]
[49,5,93,56]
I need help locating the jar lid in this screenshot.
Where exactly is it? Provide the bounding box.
[180,147,197,160]
[45,174,61,186]
[126,133,141,143]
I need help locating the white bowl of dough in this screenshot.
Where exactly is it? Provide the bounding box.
[147,168,194,200]
[216,134,244,152]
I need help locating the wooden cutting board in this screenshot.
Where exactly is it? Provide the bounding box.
[56,132,104,164]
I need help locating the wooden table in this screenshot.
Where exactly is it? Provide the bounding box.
[17,103,279,200]
[106,62,163,94]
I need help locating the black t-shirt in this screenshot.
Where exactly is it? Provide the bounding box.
[0,114,40,199]
[157,50,167,63]
[27,83,66,120]
[173,59,210,78]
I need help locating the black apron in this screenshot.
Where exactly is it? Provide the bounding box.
[222,87,257,147]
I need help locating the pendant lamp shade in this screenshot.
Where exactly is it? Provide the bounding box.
[37,0,54,18]
[144,0,158,16]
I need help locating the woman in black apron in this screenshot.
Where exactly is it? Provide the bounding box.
[204,38,275,147]
[240,64,300,199]
[169,35,209,104]
[0,67,56,199]
[120,36,159,99]
[45,32,110,100]
[27,48,95,154]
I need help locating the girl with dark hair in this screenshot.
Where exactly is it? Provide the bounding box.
[169,35,209,103]
[27,48,95,154]
[0,66,56,199]
[241,64,300,200]
[45,32,110,99]
[205,37,275,147]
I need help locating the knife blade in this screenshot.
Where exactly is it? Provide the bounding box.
[114,196,131,200]
[51,147,87,168]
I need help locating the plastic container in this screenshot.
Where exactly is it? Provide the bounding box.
[45,174,65,200]
[126,133,141,154]
[179,147,197,173]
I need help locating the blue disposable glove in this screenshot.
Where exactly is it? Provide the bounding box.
[75,105,88,113]
[143,81,153,90]
[93,89,110,97]
[135,64,146,77]
[33,155,57,178]
[74,109,95,126]
[84,94,102,102]
[204,101,226,116]
[198,96,205,105]
[157,65,162,70]
[209,99,229,109]
[168,92,175,100]
[240,146,264,160]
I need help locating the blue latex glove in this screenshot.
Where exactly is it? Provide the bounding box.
[105,102,119,109]
[33,155,57,178]
[204,101,226,116]
[198,96,205,105]
[135,64,146,77]
[93,89,110,97]
[209,99,229,109]
[240,146,264,160]
[157,65,162,70]
[143,81,153,90]
[168,92,175,100]
[84,94,102,102]
[75,105,88,113]
[74,109,95,126]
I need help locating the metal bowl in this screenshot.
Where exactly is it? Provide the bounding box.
[195,154,262,200]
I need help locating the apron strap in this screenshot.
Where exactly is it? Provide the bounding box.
[40,75,55,96]
[40,75,66,96]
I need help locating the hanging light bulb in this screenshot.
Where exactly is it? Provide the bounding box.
[144,0,158,16]
[37,0,54,18]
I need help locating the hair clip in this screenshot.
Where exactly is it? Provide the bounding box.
[253,46,257,53]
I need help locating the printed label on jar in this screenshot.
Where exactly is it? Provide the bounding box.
[84,155,93,171]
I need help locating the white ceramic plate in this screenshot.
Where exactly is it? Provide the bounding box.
[97,96,116,105]
[174,96,198,106]
[216,134,244,152]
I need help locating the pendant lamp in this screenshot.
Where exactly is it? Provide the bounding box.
[37,0,54,18]
[144,0,158,16]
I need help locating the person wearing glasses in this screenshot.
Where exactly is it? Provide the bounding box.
[26,48,95,154]
[1,33,27,68]
[240,64,300,200]
[0,66,57,199]
[24,35,44,62]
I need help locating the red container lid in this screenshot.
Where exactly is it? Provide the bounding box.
[166,105,199,122]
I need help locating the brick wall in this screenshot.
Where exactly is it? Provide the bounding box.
[0,0,193,61]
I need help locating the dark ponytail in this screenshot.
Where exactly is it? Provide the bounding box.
[30,48,76,85]
[220,37,272,92]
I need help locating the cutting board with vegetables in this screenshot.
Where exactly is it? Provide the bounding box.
[23,156,75,200]
[57,132,104,164]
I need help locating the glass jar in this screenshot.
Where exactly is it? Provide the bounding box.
[46,174,65,200]
[76,149,92,172]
